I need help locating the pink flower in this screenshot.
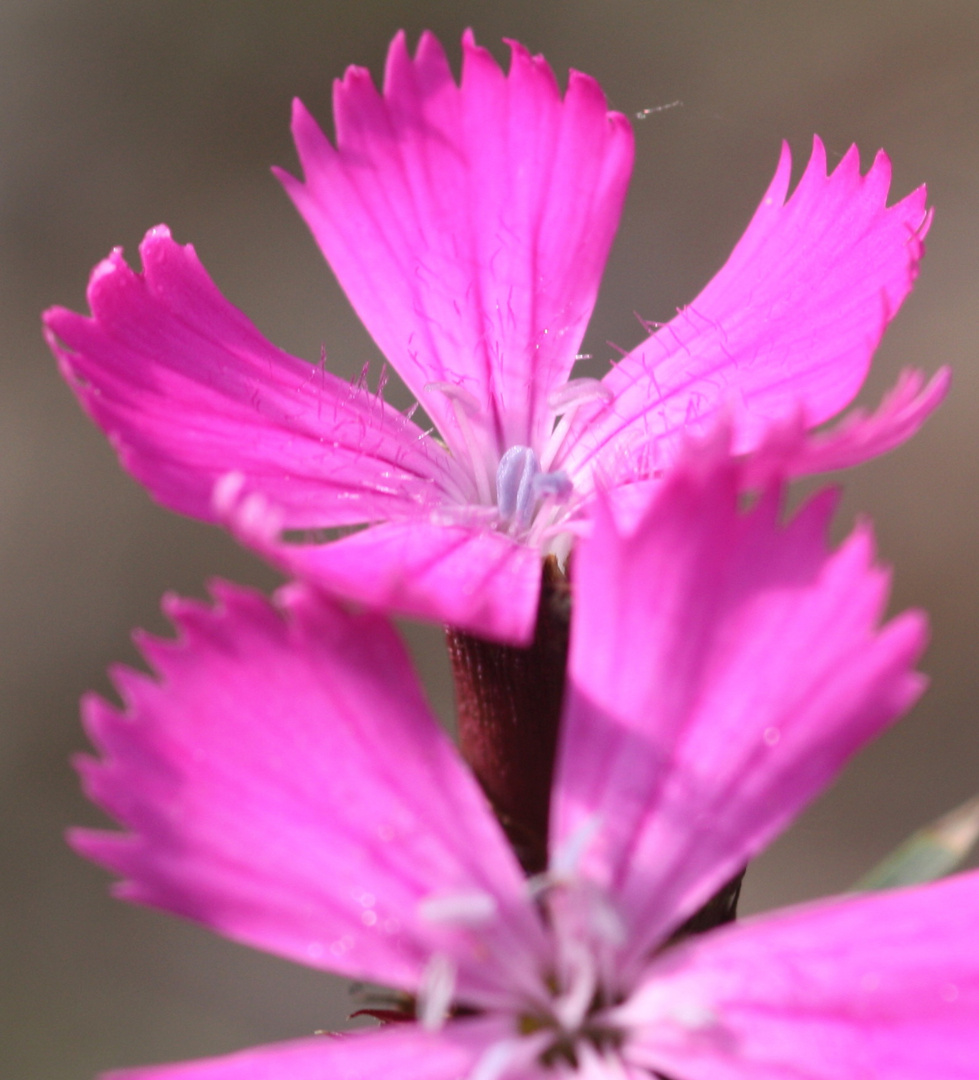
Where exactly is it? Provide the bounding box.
[45,31,948,643]
[74,439,979,1080]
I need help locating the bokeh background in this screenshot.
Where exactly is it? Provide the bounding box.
[2,2,977,1076]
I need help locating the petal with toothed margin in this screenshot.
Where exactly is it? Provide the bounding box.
[44,227,468,530]
[72,582,546,1004]
[552,428,926,958]
[744,367,950,485]
[279,30,633,461]
[594,368,949,523]
[557,138,933,483]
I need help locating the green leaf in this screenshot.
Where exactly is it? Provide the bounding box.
[852,794,979,892]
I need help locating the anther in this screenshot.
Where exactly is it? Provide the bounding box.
[497,447,573,534]
[497,446,540,529]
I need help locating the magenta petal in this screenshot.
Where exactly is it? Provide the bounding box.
[747,366,951,484]
[238,518,543,644]
[279,30,634,458]
[44,226,466,529]
[552,434,926,954]
[102,1016,510,1080]
[559,138,932,481]
[624,873,979,1080]
[72,582,544,1000]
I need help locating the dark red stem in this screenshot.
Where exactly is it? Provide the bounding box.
[447,557,570,875]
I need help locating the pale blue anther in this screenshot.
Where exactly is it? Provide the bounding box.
[497,446,539,528]
[496,446,573,531]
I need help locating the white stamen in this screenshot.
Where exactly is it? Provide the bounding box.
[469,1041,520,1080]
[541,379,615,472]
[524,500,559,551]
[550,815,603,880]
[425,382,493,505]
[575,1042,629,1080]
[469,1035,550,1080]
[547,378,614,416]
[586,891,628,948]
[418,890,498,926]
[426,380,482,417]
[552,939,597,1031]
[417,953,457,1031]
[527,486,588,553]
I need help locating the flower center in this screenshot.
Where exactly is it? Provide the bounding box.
[495,446,573,537]
[519,989,626,1070]
[512,878,631,1071]
[415,878,635,1080]
[423,383,581,546]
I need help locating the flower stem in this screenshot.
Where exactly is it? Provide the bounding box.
[447,557,570,875]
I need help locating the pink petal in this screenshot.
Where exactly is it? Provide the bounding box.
[231,515,544,644]
[45,226,467,529]
[72,582,545,1002]
[551,429,926,956]
[102,1015,511,1080]
[279,30,633,460]
[623,873,979,1080]
[744,366,951,485]
[557,137,933,482]
[584,368,949,529]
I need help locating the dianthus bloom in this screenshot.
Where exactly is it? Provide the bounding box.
[74,439,979,1080]
[45,31,947,643]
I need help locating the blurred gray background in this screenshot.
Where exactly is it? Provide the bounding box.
[1,2,977,1077]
